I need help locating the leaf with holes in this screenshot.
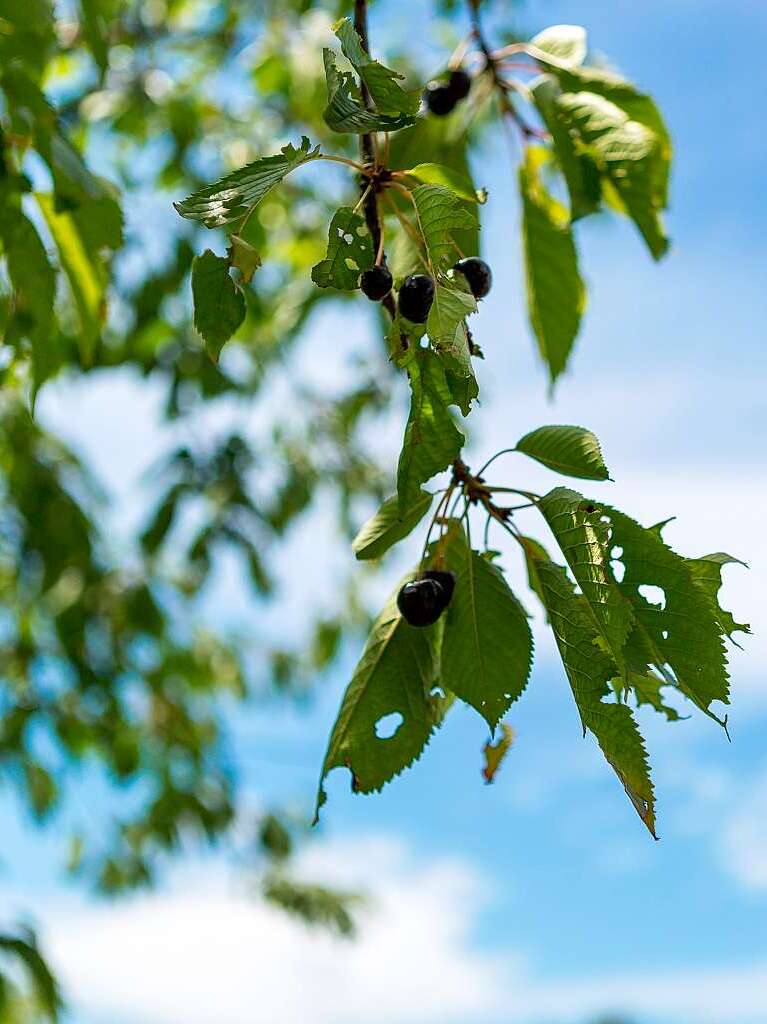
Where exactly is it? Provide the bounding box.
[686,552,750,643]
[440,521,533,730]
[520,147,586,385]
[598,504,737,720]
[314,582,450,819]
[322,50,416,133]
[530,76,601,220]
[191,250,246,359]
[534,557,657,836]
[516,424,610,481]
[352,490,434,561]
[411,184,479,274]
[397,348,465,512]
[537,487,633,670]
[311,206,374,290]
[174,137,321,228]
[482,723,514,784]
[333,18,420,117]
[531,24,587,67]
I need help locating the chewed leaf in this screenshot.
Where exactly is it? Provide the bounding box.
[311,206,374,290]
[482,723,514,784]
[174,137,321,227]
[314,583,450,819]
[516,424,610,480]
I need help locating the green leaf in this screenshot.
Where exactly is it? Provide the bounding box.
[397,348,465,512]
[402,163,486,203]
[333,18,420,116]
[37,192,105,363]
[537,487,633,668]
[630,672,683,722]
[600,505,735,717]
[322,50,415,133]
[0,207,55,339]
[530,25,587,67]
[530,76,601,220]
[687,552,750,642]
[519,147,586,385]
[441,522,533,729]
[534,557,657,837]
[191,250,246,359]
[550,64,672,207]
[311,206,374,290]
[315,582,449,818]
[174,137,321,228]
[557,91,668,259]
[79,0,110,73]
[411,183,478,274]
[426,281,478,405]
[352,490,433,561]
[515,424,610,480]
[0,928,62,1021]
[228,234,262,284]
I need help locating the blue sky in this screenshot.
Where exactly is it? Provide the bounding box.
[3,2,767,1022]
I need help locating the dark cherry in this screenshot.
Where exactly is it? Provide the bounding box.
[421,570,456,609]
[397,578,445,627]
[360,265,393,301]
[453,256,493,299]
[398,274,435,323]
[424,81,457,117]
[447,68,472,100]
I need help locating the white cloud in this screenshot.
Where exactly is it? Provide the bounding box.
[43,836,509,1024]
[32,833,767,1024]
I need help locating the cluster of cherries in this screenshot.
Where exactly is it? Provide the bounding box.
[397,569,456,627]
[360,256,492,320]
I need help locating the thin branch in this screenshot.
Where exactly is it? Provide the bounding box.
[353,0,396,318]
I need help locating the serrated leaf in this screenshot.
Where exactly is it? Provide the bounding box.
[630,673,683,722]
[397,348,465,512]
[411,183,478,274]
[599,505,735,717]
[191,250,246,359]
[427,282,478,402]
[440,522,533,730]
[557,91,668,259]
[402,163,486,203]
[482,723,514,783]
[537,487,633,668]
[519,147,585,385]
[174,137,321,227]
[37,191,105,362]
[315,583,449,819]
[530,76,601,220]
[333,18,420,116]
[322,50,415,133]
[311,206,374,290]
[352,491,433,561]
[516,424,610,480]
[535,557,656,836]
[531,25,587,67]
[687,552,750,642]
